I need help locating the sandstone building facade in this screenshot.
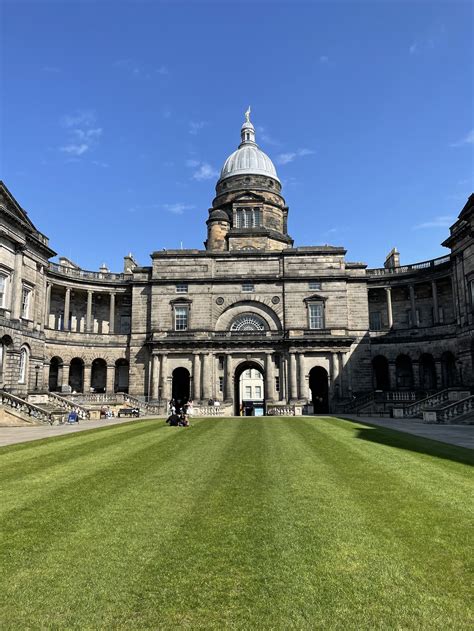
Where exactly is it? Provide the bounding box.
[1,112,473,417]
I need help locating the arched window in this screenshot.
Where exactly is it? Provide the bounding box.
[230,314,266,331]
[18,346,29,384]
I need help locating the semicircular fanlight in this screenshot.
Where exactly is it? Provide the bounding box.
[230,313,266,331]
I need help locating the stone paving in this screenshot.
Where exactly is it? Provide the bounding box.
[339,414,474,450]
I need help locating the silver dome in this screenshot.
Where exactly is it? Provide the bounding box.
[218,112,280,184]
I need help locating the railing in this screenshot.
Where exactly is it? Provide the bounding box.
[267,404,296,416]
[342,390,419,413]
[436,396,474,423]
[0,390,52,424]
[47,392,90,419]
[403,389,450,417]
[367,255,451,277]
[122,394,162,415]
[192,405,232,417]
[68,392,162,415]
[385,391,418,402]
[48,262,131,282]
[342,391,375,413]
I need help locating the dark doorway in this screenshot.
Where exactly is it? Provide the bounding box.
[91,358,107,393]
[172,367,190,410]
[419,354,437,390]
[234,361,265,416]
[441,352,457,387]
[396,355,413,389]
[309,366,329,413]
[372,355,390,390]
[115,359,129,393]
[69,358,84,393]
[49,356,63,391]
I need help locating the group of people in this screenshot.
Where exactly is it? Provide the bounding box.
[100,405,114,419]
[166,398,193,427]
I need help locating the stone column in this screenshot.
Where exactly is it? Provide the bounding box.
[389,361,397,391]
[193,353,202,401]
[106,364,115,394]
[265,352,275,402]
[331,352,340,398]
[432,281,439,325]
[61,363,70,390]
[224,354,233,402]
[86,290,93,332]
[109,292,116,334]
[409,284,418,327]
[150,354,160,400]
[83,364,92,393]
[43,361,50,392]
[435,361,442,389]
[289,352,298,401]
[64,288,71,331]
[385,287,393,329]
[412,361,420,389]
[44,282,52,328]
[343,353,353,397]
[202,353,213,401]
[11,246,23,320]
[160,354,169,401]
[279,356,286,402]
[297,353,306,400]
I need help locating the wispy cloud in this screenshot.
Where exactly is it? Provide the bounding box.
[413,216,454,230]
[256,125,280,146]
[163,203,195,215]
[192,162,219,181]
[409,43,418,55]
[276,148,315,165]
[450,129,474,148]
[92,160,109,168]
[114,59,169,79]
[319,55,329,63]
[189,121,207,135]
[59,110,102,157]
[186,159,200,168]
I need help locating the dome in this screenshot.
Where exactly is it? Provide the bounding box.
[209,208,229,222]
[218,110,280,184]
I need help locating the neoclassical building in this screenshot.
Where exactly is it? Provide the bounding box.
[0,112,473,419]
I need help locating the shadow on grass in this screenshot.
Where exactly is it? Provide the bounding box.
[353,423,474,466]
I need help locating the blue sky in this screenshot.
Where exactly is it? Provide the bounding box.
[1,0,473,271]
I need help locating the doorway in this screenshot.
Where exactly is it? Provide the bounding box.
[234,361,265,416]
[309,366,329,413]
[172,367,190,410]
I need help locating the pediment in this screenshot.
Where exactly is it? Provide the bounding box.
[0,181,36,231]
[232,192,266,203]
[303,293,327,303]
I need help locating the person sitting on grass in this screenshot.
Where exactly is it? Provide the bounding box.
[166,413,180,427]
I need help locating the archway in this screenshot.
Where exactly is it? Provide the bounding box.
[115,359,129,393]
[419,353,437,390]
[396,355,413,389]
[91,358,107,393]
[441,351,457,387]
[172,367,190,410]
[69,358,84,393]
[234,361,265,416]
[48,356,63,392]
[309,366,329,413]
[372,355,390,390]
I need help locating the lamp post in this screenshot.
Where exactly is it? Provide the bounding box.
[34,364,40,391]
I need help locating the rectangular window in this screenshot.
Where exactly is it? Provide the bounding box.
[254,385,262,399]
[308,303,324,329]
[175,306,189,331]
[407,309,420,327]
[244,385,252,399]
[245,369,252,378]
[235,209,243,228]
[309,281,321,290]
[243,208,252,228]
[275,376,280,392]
[242,283,254,293]
[176,283,188,294]
[120,315,131,334]
[0,274,6,308]
[218,355,224,370]
[21,287,31,319]
[219,376,224,392]
[369,311,382,331]
[253,208,261,227]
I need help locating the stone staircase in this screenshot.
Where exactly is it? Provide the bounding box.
[0,391,53,425]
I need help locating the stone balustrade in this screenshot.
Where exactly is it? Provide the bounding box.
[0,390,52,424]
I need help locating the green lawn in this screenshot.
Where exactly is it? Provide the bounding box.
[0,417,472,630]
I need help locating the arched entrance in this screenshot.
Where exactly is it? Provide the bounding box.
[48,356,63,391]
[234,361,265,416]
[115,359,129,393]
[172,367,190,410]
[69,358,84,393]
[372,355,390,390]
[91,358,107,393]
[309,366,329,414]
[419,353,437,390]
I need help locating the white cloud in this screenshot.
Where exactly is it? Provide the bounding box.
[450,130,474,147]
[92,160,109,168]
[319,55,329,63]
[192,162,219,181]
[185,159,200,167]
[59,110,102,157]
[409,43,417,54]
[156,65,169,75]
[256,126,280,146]
[189,121,207,135]
[276,148,315,165]
[413,216,454,230]
[163,203,195,215]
